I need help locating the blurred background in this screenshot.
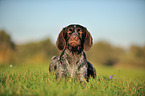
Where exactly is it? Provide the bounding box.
[0,0,145,69]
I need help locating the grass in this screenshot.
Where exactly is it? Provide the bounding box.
[0,63,145,96]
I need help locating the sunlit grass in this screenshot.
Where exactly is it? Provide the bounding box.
[0,63,145,96]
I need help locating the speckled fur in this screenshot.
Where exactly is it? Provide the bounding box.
[49,24,96,82]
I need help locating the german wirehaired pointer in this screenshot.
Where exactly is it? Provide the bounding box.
[49,24,96,82]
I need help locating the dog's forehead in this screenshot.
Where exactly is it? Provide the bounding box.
[66,24,84,29]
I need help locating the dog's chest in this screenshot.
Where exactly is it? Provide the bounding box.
[66,54,81,77]
[60,50,86,78]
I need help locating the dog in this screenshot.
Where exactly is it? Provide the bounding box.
[49,24,96,82]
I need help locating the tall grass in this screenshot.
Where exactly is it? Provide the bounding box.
[0,63,145,96]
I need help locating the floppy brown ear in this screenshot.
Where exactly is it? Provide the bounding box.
[83,28,93,51]
[56,28,66,51]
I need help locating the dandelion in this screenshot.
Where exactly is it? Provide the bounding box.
[10,65,13,67]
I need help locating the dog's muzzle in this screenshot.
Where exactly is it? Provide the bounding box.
[68,33,81,47]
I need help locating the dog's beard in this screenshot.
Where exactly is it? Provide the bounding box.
[67,45,83,54]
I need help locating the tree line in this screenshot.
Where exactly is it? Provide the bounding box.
[0,30,145,68]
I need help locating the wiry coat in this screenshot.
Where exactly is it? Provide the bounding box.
[49,24,96,82]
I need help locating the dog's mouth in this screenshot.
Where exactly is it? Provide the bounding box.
[69,41,80,46]
[67,40,82,53]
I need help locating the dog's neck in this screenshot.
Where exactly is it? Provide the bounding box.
[66,48,82,58]
[61,48,85,65]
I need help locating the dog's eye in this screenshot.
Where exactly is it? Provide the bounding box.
[77,29,81,32]
[69,28,73,31]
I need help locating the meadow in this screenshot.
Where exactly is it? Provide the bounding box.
[0,30,145,96]
[0,63,145,96]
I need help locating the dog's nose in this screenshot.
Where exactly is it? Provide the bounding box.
[71,35,78,41]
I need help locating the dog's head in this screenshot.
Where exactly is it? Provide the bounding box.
[56,24,93,53]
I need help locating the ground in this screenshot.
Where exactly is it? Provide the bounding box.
[0,63,145,96]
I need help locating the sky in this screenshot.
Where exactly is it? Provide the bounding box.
[0,0,145,48]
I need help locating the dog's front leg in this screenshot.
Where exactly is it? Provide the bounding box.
[78,65,87,82]
[56,66,63,82]
[56,64,68,82]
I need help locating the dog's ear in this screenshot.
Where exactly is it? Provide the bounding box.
[56,28,66,51]
[83,28,93,51]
